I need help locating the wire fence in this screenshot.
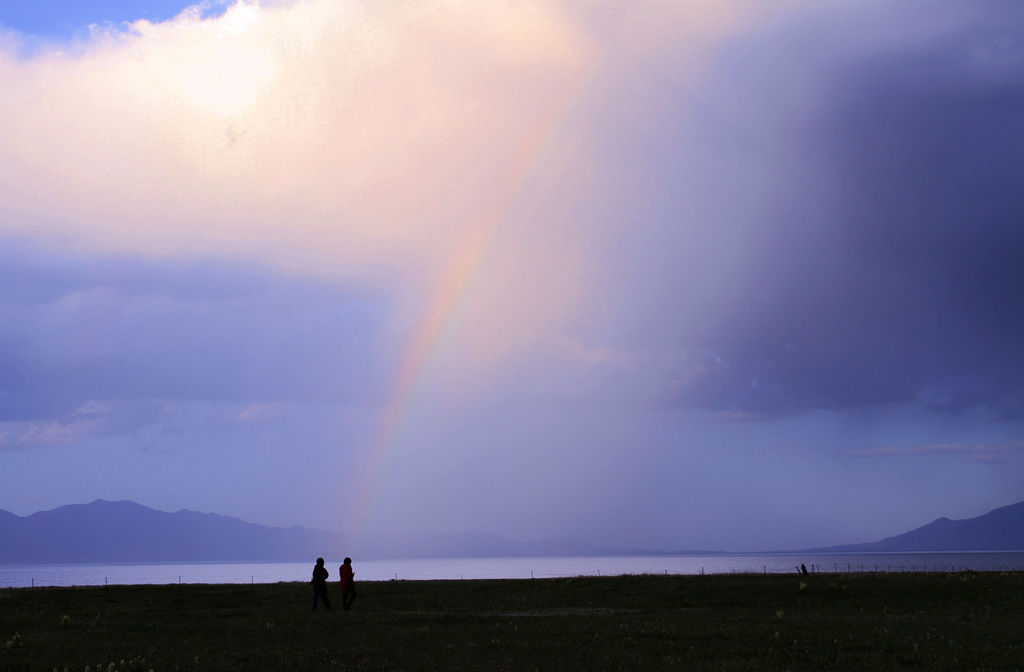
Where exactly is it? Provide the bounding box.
[3,558,1024,589]
[788,562,1024,575]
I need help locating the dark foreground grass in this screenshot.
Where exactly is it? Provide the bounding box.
[2,572,1023,671]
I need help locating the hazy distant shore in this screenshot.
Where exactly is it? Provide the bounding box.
[5,551,1024,588]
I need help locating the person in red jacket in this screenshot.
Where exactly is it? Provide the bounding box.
[339,557,357,611]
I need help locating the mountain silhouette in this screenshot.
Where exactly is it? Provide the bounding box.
[0,500,616,564]
[806,500,1024,553]
[0,500,344,563]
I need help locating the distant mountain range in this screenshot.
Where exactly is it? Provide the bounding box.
[0,500,343,564]
[804,500,1024,553]
[0,500,617,564]
[1,499,1023,564]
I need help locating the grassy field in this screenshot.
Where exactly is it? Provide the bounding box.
[2,571,1023,671]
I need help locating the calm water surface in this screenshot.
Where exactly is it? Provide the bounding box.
[3,552,1024,588]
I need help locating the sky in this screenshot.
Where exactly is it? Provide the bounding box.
[1,0,1023,553]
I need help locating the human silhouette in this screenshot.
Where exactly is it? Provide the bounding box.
[339,557,357,611]
[311,557,332,611]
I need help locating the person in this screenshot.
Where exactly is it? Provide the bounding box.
[339,557,357,611]
[311,557,332,611]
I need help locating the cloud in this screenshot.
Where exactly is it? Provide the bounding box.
[222,402,293,425]
[0,0,623,402]
[576,0,1024,420]
[0,399,171,449]
[0,238,390,426]
[845,442,1024,463]
[0,0,593,276]
[0,0,774,402]
[2,0,1022,436]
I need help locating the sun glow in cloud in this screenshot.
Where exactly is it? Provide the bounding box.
[0,1,605,274]
[147,3,278,114]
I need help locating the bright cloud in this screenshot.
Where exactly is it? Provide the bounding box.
[0,0,769,390]
[0,0,594,271]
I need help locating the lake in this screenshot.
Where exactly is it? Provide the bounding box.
[2,552,1023,588]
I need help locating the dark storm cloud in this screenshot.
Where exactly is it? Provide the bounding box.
[0,238,390,424]
[643,1,1024,419]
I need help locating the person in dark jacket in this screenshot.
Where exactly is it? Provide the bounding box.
[339,557,357,611]
[311,557,332,611]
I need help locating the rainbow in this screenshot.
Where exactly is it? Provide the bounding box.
[345,70,599,537]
